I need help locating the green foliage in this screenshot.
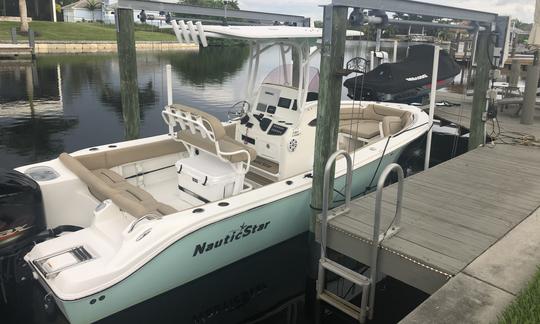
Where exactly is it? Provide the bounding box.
[498,268,540,324]
[179,0,239,10]
[314,20,323,28]
[83,0,101,11]
[162,46,249,85]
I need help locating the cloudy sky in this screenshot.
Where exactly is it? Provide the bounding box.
[239,0,536,23]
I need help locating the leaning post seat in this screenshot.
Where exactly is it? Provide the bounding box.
[338,104,412,140]
[59,153,177,218]
[161,104,257,173]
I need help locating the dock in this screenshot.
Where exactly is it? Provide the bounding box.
[317,144,540,296]
[432,91,540,144]
[0,43,33,59]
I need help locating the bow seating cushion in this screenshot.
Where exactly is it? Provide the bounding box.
[59,153,177,218]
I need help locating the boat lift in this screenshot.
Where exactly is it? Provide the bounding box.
[313,1,505,322]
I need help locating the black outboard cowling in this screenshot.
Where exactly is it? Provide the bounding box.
[0,169,46,256]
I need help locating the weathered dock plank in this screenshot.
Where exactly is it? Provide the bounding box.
[319,144,540,294]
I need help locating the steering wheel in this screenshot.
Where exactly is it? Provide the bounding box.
[227,101,250,121]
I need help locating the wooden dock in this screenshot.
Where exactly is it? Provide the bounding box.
[431,91,540,144]
[318,144,540,294]
[0,43,33,59]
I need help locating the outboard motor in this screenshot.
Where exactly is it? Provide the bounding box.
[0,169,46,306]
[0,169,46,256]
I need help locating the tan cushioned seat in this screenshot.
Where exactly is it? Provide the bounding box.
[381,116,403,136]
[176,130,257,163]
[339,104,413,138]
[169,104,226,139]
[339,120,380,139]
[170,104,257,163]
[59,153,177,218]
[75,138,187,171]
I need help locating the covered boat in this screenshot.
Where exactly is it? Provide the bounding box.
[344,45,461,104]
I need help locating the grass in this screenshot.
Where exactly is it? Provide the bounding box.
[0,21,177,42]
[498,267,540,324]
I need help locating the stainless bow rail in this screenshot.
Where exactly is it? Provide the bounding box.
[316,151,404,323]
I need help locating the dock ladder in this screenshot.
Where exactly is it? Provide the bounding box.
[316,150,405,323]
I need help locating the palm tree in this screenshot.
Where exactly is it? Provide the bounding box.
[18,0,29,33]
[84,0,101,22]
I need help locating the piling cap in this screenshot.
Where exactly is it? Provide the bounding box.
[529,0,540,46]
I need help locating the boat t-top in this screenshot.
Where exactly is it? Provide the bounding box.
[11,23,430,323]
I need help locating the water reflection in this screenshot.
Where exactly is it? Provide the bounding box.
[0,42,448,170]
[160,46,250,86]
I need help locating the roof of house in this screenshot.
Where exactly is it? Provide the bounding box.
[62,0,103,10]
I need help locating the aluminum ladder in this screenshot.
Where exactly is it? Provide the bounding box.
[316,150,404,323]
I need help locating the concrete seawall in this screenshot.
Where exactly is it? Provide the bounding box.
[31,41,198,54]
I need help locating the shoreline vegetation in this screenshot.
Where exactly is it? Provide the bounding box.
[498,267,540,324]
[0,21,177,42]
[0,21,246,48]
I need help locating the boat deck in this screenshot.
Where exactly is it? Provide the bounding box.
[318,144,540,293]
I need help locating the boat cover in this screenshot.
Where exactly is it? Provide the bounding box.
[344,45,461,98]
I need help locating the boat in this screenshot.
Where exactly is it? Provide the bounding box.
[12,24,430,323]
[343,44,461,104]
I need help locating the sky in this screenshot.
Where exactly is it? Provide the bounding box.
[239,0,537,23]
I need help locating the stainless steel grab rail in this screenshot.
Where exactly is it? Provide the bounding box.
[368,162,404,319]
[128,213,162,233]
[319,150,353,260]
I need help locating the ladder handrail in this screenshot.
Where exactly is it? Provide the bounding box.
[368,162,404,319]
[320,150,353,259]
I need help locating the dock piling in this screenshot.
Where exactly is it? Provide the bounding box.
[468,30,493,150]
[10,27,17,44]
[309,4,347,322]
[116,8,141,140]
[311,4,347,216]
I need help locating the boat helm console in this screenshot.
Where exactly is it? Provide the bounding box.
[234,83,317,181]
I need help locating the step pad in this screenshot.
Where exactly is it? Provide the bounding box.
[320,258,370,286]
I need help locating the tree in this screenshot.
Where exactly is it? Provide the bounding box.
[180,0,239,10]
[18,0,29,33]
[84,0,101,22]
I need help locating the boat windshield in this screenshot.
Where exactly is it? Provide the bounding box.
[262,64,320,93]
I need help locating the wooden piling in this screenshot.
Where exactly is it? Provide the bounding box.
[10,27,17,44]
[116,8,141,140]
[310,4,348,214]
[509,59,520,87]
[307,5,347,322]
[468,30,492,150]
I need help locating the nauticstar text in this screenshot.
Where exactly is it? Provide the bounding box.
[193,221,271,257]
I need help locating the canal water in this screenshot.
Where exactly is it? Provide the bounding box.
[0,42,467,324]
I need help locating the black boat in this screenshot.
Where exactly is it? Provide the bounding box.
[344,45,461,104]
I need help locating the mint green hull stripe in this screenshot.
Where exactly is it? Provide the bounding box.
[58,151,401,323]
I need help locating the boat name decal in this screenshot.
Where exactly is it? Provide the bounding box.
[406,74,428,81]
[192,221,271,257]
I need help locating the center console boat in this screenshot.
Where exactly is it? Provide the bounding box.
[19,25,430,323]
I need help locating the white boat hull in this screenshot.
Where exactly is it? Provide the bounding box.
[36,149,403,323]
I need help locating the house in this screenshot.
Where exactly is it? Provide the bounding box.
[61,0,161,26]
[62,0,103,22]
